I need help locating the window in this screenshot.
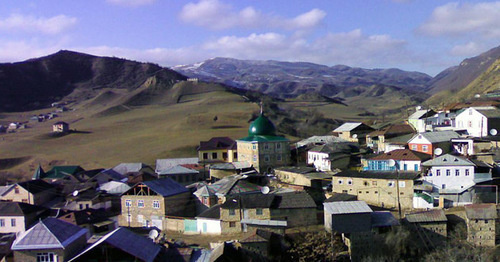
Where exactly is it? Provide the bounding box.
[411,144,417,151]
[465,169,470,176]
[422,145,428,152]
[233,152,238,159]
[347,179,353,185]
[436,170,441,176]
[363,181,369,186]
[338,179,343,185]
[277,154,282,161]
[256,208,263,215]
[442,184,446,189]
[125,200,132,207]
[469,109,473,115]
[222,152,228,159]
[14,187,19,194]
[212,152,218,159]
[37,252,55,262]
[252,144,257,150]
[11,219,16,227]
[399,181,405,188]
[388,181,395,187]
[446,169,451,176]
[276,143,282,150]
[229,222,236,227]
[137,200,144,208]
[372,181,377,186]
[264,144,269,150]
[455,170,460,176]
[253,155,257,161]
[0,219,4,227]
[203,153,208,160]
[229,209,236,216]
[264,155,270,162]
[153,200,160,209]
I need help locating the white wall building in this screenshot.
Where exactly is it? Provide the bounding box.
[422,154,476,190]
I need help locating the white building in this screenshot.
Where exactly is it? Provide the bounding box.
[422,154,476,190]
[455,107,500,137]
[196,205,222,235]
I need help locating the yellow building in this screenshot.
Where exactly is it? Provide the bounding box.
[236,113,290,173]
[197,137,237,164]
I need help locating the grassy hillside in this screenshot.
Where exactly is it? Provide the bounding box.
[427,58,500,107]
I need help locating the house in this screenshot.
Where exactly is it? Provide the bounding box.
[364,149,431,172]
[382,133,415,153]
[98,181,131,195]
[0,202,47,234]
[58,209,116,238]
[198,137,238,164]
[60,187,113,211]
[196,204,222,235]
[0,233,16,262]
[209,162,255,181]
[464,204,498,247]
[11,218,88,262]
[236,113,290,173]
[404,209,447,250]
[0,180,56,206]
[118,177,190,229]
[221,191,317,234]
[68,227,180,262]
[407,108,436,133]
[331,170,418,210]
[455,107,500,137]
[307,143,360,171]
[274,166,331,190]
[332,122,374,144]
[451,137,492,157]
[157,165,200,185]
[324,201,373,233]
[37,165,85,181]
[52,121,69,133]
[366,124,415,153]
[296,135,349,148]
[192,175,263,206]
[407,131,460,156]
[112,163,155,176]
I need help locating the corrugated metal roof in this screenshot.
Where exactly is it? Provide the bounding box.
[324,201,372,215]
[370,149,431,161]
[155,158,199,173]
[409,109,435,120]
[296,135,349,147]
[141,177,188,197]
[333,170,419,180]
[410,131,460,144]
[112,163,150,175]
[240,219,287,227]
[465,204,498,220]
[333,122,362,132]
[477,109,500,118]
[371,212,399,227]
[422,154,475,167]
[158,165,199,175]
[405,209,447,223]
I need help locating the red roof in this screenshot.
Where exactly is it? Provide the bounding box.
[370,149,431,161]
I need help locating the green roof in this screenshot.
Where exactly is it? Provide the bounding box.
[44,165,84,179]
[238,113,288,142]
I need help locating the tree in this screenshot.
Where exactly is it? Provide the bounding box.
[285,231,346,262]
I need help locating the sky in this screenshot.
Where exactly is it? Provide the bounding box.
[1,0,500,76]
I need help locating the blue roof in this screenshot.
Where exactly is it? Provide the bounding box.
[143,177,188,197]
[69,228,161,262]
[12,218,87,250]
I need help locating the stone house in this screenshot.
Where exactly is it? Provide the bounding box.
[0,202,47,235]
[364,149,431,172]
[404,209,447,250]
[236,113,290,173]
[118,177,190,230]
[197,137,238,164]
[209,162,255,181]
[0,180,56,206]
[332,122,375,144]
[157,165,200,185]
[274,166,331,190]
[307,143,360,171]
[407,131,460,156]
[366,124,415,153]
[11,218,88,262]
[331,170,418,211]
[464,204,498,247]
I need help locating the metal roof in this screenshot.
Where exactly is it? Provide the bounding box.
[333,122,362,132]
[155,158,199,173]
[273,191,316,209]
[371,212,399,228]
[12,218,88,250]
[196,204,221,219]
[158,165,199,175]
[370,149,431,161]
[422,154,475,167]
[324,201,372,215]
[0,202,46,216]
[112,163,151,175]
[405,209,447,223]
[296,135,349,147]
[409,131,460,144]
[98,181,130,194]
[198,137,237,151]
[333,170,419,180]
[141,177,189,197]
[465,204,498,220]
[68,227,161,262]
[240,219,287,227]
[409,109,436,120]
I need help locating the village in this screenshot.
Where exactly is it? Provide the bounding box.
[1,100,500,262]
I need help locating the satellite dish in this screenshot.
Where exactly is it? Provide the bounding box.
[474,94,481,98]
[387,159,396,167]
[352,134,358,139]
[261,186,270,195]
[72,190,79,197]
[434,148,443,156]
[148,229,159,240]
[490,129,498,136]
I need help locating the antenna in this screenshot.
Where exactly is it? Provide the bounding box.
[148,229,159,240]
[490,129,498,136]
[260,101,263,114]
[261,186,270,195]
[434,148,443,156]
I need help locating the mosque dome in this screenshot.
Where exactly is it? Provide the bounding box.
[248,114,276,136]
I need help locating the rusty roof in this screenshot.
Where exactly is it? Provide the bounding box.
[465,204,498,220]
[405,209,447,223]
[370,149,431,161]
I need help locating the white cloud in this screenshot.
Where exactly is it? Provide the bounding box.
[418,2,500,38]
[450,42,483,57]
[0,14,77,35]
[179,0,325,30]
[106,0,156,7]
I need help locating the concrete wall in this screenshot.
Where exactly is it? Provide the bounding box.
[424,166,474,190]
[0,216,25,234]
[196,218,222,234]
[466,218,496,247]
[237,141,290,173]
[270,208,317,227]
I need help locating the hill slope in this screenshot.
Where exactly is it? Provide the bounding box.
[0,50,186,112]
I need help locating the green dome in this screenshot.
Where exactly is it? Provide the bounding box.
[248,114,276,136]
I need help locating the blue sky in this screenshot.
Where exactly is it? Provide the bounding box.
[1,0,500,76]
